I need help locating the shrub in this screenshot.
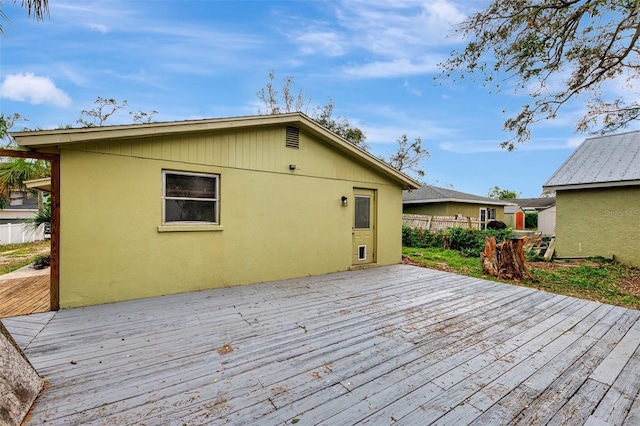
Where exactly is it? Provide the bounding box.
[402,225,444,248]
[403,226,515,257]
[445,227,515,257]
[525,212,538,229]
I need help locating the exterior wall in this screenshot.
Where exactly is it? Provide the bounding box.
[555,187,640,266]
[503,213,514,228]
[538,205,556,235]
[403,202,505,221]
[59,125,404,307]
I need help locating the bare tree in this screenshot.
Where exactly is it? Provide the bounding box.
[385,134,429,181]
[257,70,310,115]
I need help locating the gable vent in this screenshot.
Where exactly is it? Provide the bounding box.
[285,126,300,149]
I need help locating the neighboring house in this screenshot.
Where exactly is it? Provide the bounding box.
[25,177,52,194]
[505,197,557,234]
[543,131,640,267]
[0,191,39,225]
[13,113,420,308]
[503,205,525,230]
[403,185,515,229]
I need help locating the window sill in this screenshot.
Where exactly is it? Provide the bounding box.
[157,224,224,233]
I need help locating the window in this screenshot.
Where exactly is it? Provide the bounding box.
[479,207,496,230]
[355,195,370,229]
[162,171,219,224]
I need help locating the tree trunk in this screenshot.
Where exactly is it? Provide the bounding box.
[0,321,43,426]
[481,236,531,281]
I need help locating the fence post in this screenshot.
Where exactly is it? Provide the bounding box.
[427,216,432,231]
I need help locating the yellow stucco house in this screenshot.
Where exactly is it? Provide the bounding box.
[543,131,640,267]
[403,185,515,229]
[13,113,419,308]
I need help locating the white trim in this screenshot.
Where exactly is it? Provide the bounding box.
[543,180,640,191]
[403,198,515,206]
[357,245,367,261]
[162,170,219,225]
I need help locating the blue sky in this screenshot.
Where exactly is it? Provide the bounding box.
[1,0,595,197]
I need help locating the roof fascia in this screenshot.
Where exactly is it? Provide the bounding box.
[12,113,419,190]
[403,198,516,206]
[11,114,304,147]
[544,179,640,191]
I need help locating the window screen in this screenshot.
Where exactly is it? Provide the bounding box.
[163,171,219,224]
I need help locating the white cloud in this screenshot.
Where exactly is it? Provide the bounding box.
[439,137,583,154]
[403,80,422,96]
[335,0,466,55]
[0,73,72,107]
[363,118,455,145]
[295,31,346,57]
[88,23,109,33]
[284,0,467,78]
[342,57,443,78]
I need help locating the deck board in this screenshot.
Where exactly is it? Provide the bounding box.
[3,264,640,425]
[0,274,50,318]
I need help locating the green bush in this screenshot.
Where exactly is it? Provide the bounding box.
[402,225,444,248]
[404,226,514,258]
[525,212,538,229]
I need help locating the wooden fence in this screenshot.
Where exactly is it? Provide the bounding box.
[402,214,481,233]
[0,223,46,245]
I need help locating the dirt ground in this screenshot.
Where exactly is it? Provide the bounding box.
[403,255,640,297]
[0,242,50,276]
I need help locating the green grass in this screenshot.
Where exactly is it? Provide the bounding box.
[0,240,51,275]
[403,247,640,310]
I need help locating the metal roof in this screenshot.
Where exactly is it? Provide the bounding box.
[403,185,515,206]
[504,205,523,214]
[544,131,640,190]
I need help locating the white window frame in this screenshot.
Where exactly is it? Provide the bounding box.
[479,207,497,230]
[162,170,219,225]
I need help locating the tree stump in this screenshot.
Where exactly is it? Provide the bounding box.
[481,236,531,281]
[0,322,43,426]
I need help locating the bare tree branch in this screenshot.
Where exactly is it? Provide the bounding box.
[440,0,640,149]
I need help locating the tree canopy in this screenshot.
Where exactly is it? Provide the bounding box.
[488,186,521,200]
[440,0,640,150]
[1,0,49,34]
[0,97,156,209]
[256,70,428,180]
[256,70,368,148]
[384,134,429,181]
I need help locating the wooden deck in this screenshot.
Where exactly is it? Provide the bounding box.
[0,274,50,319]
[3,264,640,425]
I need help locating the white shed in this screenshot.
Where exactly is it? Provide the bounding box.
[538,205,556,235]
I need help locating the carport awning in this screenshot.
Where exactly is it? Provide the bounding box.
[25,177,52,193]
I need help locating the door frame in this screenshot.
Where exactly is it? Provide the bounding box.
[0,149,60,310]
[352,188,377,266]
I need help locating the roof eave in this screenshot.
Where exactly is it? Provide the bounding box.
[12,113,419,190]
[543,179,640,191]
[403,198,516,206]
[12,114,306,147]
